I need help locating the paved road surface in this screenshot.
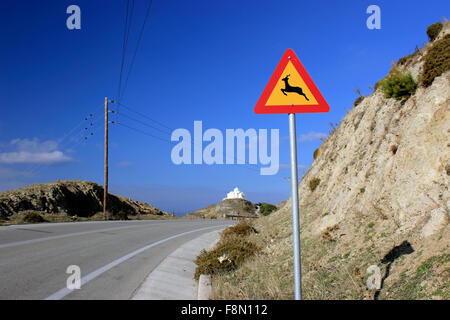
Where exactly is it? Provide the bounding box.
[0,219,231,299]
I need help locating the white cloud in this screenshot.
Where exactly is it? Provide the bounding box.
[10,138,58,153]
[0,151,71,164]
[0,138,72,165]
[298,132,327,142]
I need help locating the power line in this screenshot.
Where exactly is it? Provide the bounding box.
[25,104,104,176]
[115,111,172,135]
[116,101,173,131]
[114,121,169,143]
[117,0,130,103]
[119,0,154,101]
[117,0,135,111]
[56,104,103,148]
[108,102,265,175]
[27,122,105,177]
[22,105,103,175]
[110,104,263,174]
[113,121,261,174]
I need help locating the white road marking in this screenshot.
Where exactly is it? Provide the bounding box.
[44,224,227,300]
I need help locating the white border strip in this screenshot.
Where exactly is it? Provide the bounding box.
[44,225,226,300]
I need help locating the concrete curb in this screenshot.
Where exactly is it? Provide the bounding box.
[197,275,212,300]
[197,228,222,300]
[131,228,224,300]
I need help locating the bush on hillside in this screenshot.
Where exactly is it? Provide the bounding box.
[115,211,129,220]
[379,69,417,100]
[313,148,320,160]
[22,211,46,223]
[194,236,259,280]
[397,49,420,67]
[422,34,450,87]
[221,220,257,238]
[426,22,443,41]
[259,203,277,216]
[309,178,321,192]
[353,96,364,107]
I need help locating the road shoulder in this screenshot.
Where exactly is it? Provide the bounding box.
[131,228,222,300]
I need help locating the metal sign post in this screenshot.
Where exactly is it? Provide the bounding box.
[288,113,302,300]
[254,49,329,300]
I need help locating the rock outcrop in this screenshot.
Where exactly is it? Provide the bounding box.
[0,180,168,218]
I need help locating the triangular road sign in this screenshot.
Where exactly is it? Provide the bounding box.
[254,48,330,114]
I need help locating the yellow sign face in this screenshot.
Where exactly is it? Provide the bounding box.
[265,61,318,106]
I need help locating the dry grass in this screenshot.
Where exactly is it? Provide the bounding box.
[211,207,295,299]
[194,220,260,280]
[194,235,259,280]
[210,202,450,300]
[422,33,450,87]
[221,220,258,238]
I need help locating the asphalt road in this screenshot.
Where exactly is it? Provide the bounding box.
[0,219,232,300]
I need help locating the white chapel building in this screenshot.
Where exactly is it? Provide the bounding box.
[223,187,245,200]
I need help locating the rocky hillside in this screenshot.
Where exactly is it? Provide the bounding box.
[290,22,449,299]
[0,180,169,219]
[213,22,449,300]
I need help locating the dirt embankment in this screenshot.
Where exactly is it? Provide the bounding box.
[210,21,450,300]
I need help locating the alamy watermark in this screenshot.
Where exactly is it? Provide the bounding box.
[366,265,381,290]
[366,5,381,30]
[171,121,279,175]
[66,265,81,290]
[66,5,81,30]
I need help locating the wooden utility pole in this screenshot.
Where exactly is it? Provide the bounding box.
[103,97,109,220]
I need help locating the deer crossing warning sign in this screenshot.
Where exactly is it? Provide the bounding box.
[254,48,330,114]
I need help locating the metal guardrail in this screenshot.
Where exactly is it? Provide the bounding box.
[224,214,259,220]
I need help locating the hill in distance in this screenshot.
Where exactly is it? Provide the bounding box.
[0,180,171,224]
[184,198,279,219]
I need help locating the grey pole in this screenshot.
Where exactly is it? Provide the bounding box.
[288,113,302,300]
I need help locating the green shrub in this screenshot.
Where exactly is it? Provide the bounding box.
[353,96,364,107]
[22,212,46,223]
[422,34,450,87]
[259,203,277,216]
[426,22,443,41]
[379,69,417,100]
[313,148,320,160]
[309,178,320,192]
[194,236,259,279]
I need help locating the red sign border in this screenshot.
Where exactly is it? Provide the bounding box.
[254,48,330,114]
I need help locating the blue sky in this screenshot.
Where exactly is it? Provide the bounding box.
[0,0,448,215]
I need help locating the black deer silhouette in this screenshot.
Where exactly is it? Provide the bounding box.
[281,74,309,101]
